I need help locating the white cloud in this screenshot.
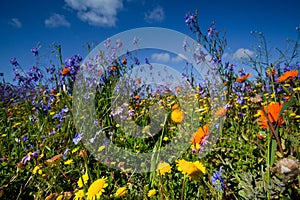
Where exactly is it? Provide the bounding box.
[171,54,186,63]
[64,0,123,27]
[145,6,164,23]
[45,13,71,28]
[9,18,22,28]
[232,48,254,60]
[152,53,186,63]
[152,53,170,63]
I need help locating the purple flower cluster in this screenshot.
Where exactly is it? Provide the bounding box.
[207,22,217,38]
[10,57,19,66]
[185,12,197,30]
[63,54,82,80]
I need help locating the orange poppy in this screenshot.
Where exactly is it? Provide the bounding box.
[190,124,209,145]
[62,67,70,75]
[277,70,298,83]
[237,73,251,83]
[257,102,284,129]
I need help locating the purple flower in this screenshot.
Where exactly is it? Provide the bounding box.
[10,57,19,66]
[48,129,56,135]
[207,22,216,38]
[128,109,135,117]
[212,167,226,192]
[21,154,31,165]
[20,151,38,165]
[104,38,111,49]
[133,36,139,46]
[134,57,140,65]
[31,151,38,157]
[73,133,83,145]
[145,57,150,65]
[31,47,38,56]
[185,12,195,27]
[116,39,123,48]
[63,148,69,160]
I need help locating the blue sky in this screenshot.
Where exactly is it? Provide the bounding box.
[0,0,299,83]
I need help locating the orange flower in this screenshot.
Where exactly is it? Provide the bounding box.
[62,67,70,75]
[7,111,13,118]
[257,102,284,129]
[133,95,140,100]
[122,58,127,64]
[256,133,265,140]
[215,107,227,117]
[50,89,56,95]
[110,66,117,72]
[171,103,179,110]
[237,73,251,83]
[277,70,298,83]
[136,78,142,83]
[176,87,181,93]
[190,124,209,145]
[171,109,184,124]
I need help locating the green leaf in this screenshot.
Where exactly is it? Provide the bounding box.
[279,98,296,117]
[269,139,277,167]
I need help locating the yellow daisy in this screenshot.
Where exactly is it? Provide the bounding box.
[74,189,85,200]
[176,159,206,180]
[87,177,108,200]
[156,162,172,175]
[115,187,128,198]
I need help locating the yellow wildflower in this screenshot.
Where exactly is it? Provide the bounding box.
[77,173,89,188]
[115,187,128,198]
[148,189,157,197]
[87,177,108,200]
[156,162,172,175]
[74,189,85,200]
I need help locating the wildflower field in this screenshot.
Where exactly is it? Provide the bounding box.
[1,10,300,200]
